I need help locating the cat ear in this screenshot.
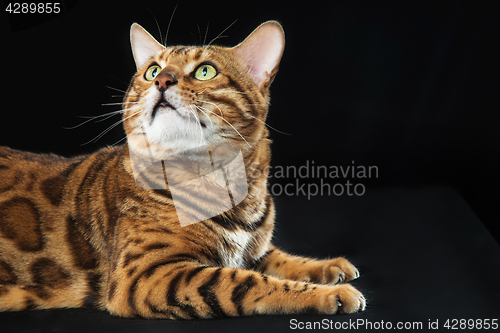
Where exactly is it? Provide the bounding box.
[130,23,165,69]
[232,21,285,90]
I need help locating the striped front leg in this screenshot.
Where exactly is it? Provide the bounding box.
[106,261,365,319]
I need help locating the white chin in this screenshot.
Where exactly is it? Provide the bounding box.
[145,108,208,153]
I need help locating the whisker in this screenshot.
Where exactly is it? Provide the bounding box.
[78,108,134,119]
[196,23,202,45]
[246,114,291,135]
[89,111,128,120]
[189,32,199,45]
[109,95,141,100]
[188,106,205,145]
[193,105,214,127]
[206,19,237,47]
[94,113,124,123]
[101,102,138,106]
[203,22,209,45]
[110,94,140,97]
[63,109,132,130]
[80,110,140,146]
[111,127,144,146]
[106,76,129,86]
[193,98,224,117]
[199,89,249,95]
[110,127,141,147]
[197,105,251,148]
[63,118,98,130]
[105,86,128,93]
[110,134,129,147]
[164,4,178,46]
[195,88,208,95]
[147,8,164,46]
[81,117,130,145]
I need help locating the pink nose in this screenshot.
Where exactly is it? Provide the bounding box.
[155,73,177,91]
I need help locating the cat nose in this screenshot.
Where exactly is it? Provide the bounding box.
[155,72,178,91]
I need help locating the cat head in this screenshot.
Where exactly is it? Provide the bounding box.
[123,21,285,163]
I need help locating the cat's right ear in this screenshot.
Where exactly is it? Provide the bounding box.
[232,21,285,92]
[130,23,164,69]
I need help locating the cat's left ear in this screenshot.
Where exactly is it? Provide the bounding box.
[130,23,165,69]
[232,21,285,91]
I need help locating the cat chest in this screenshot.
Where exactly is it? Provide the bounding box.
[217,229,253,269]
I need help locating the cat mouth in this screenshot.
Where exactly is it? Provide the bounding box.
[152,97,206,128]
[152,98,176,119]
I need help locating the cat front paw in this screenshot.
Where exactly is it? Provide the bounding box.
[324,257,360,283]
[293,257,360,285]
[316,284,366,314]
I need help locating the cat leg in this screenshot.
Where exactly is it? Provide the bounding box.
[0,284,89,311]
[106,261,365,319]
[254,246,360,285]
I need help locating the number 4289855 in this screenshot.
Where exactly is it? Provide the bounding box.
[444,319,498,330]
[5,3,61,14]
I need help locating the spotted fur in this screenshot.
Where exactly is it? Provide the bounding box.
[0,21,365,318]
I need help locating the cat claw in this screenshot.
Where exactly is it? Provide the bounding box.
[359,296,367,311]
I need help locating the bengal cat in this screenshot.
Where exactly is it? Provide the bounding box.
[0,21,366,319]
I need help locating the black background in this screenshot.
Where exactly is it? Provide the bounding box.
[1,0,500,330]
[1,0,498,242]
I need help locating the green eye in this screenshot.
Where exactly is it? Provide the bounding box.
[194,64,217,81]
[144,65,162,81]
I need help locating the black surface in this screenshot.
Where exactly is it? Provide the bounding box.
[1,186,499,332]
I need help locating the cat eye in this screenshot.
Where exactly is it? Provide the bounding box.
[144,65,162,81]
[194,64,217,81]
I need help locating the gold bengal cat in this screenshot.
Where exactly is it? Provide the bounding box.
[0,21,366,319]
